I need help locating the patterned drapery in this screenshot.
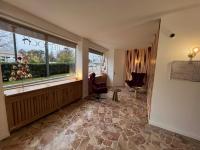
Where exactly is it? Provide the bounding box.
[125,47,151,81]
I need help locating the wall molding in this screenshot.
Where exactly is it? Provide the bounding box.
[149,119,200,141]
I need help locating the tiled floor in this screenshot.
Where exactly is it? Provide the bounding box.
[0,88,200,150]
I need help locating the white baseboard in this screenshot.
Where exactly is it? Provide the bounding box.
[149,119,200,141]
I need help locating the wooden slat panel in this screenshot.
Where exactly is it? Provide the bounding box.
[33,97,37,116]
[30,98,34,118]
[24,98,27,121]
[20,99,25,121]
[5,80,82,131]
[28,98,31,118]
[38,95,41,115]
[13,102,18,126]
[17,101,22,124]
[41,95,44,114]
[36,96,39,116]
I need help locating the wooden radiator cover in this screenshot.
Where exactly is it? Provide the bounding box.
[5,80,82,132]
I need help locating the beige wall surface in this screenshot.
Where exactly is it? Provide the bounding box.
[150,7,200,140]
[77,38,109,97]
[0,66,10,140]
[105,49,114,87]
[105,49,126,87]
[113,49,126,87]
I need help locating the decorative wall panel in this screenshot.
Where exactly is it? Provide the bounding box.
[125,48,152,81]
[171,61,200,82]
[5,80,82,131]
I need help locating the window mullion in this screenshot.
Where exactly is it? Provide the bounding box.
[12,26,17,62]
[45,37,49,77]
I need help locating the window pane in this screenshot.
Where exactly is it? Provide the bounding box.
[16,34,46,64]
[0,29,15,63]
[0,18,77,88]
[15,33,46,80]
[89,52,104,75]
[0,29,16,83]
[48,42,75,77]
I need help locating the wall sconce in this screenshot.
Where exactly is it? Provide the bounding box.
[188,47,200,61]
[76,72,82,80]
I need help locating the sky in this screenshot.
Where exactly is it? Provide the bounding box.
[0,29,102,64]
[0,29,75,58]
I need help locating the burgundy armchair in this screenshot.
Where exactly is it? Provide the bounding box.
[89,73,108,99]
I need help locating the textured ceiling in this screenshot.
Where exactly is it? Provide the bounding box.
[3,0,200,49]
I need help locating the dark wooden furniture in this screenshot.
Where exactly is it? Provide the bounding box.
[4,79,82,132]
[88,73,107,94]
[89,73,107,99]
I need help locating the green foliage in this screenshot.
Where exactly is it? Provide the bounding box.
[49,51,56,62]
[1,63,75,82]
[18,49,45,63]
[1,48,76,82]
[57,49,75,63]
[17,48,75,64]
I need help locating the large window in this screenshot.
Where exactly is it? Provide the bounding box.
[88,49,106,75]
[0,18,76,87]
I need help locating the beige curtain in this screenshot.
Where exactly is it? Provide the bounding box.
[125,47,151,81]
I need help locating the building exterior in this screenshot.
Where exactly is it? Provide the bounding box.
[0,50,15,63]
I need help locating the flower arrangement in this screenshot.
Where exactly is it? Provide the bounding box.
[9,54,32,81]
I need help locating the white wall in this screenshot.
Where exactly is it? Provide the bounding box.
[76,38,90,98]
[76,38,109,97]
[150,7,200,141]
[0,66,10,140]
[105,49,114,86]
[113,49,126,87]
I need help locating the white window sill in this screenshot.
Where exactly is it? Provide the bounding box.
[4,76,81,96]
[4,75,75,90]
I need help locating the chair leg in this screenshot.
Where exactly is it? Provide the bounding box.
[134,89,137,98]
[112,92,115,100]
[112,92,119,102]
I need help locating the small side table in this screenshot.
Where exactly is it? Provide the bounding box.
[112,89,121,102]
[134,87,141,98]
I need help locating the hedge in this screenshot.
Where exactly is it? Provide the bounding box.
[1,63,75,82]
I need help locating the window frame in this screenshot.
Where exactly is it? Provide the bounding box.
[88,48,104,75]
[0,18,77,89]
